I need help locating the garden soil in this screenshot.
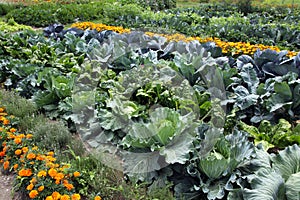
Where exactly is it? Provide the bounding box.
[0,171,20,200]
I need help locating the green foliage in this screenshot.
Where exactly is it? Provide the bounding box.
[244,144,300,200]
[0,20,32,32]
[6,2,105,27]
[239,119,300,150]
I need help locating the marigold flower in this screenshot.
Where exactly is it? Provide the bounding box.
[30,177,37,184]
[13,163,18,170]
[18,169,32,177]
[27,153,36,160]
[27,183,34,191]
[32,146,38,150]
[46,196,54,200]
[38,185,44,192]
[37,170,47,177]
[61,194,70,200]
[26,134,33,139]
[3,160,9,170]
[48,168,58,178]
[3,119,9,125]
[0,107,5,112]
[73,171,80,177]
[14,137,22,144]
[47,151,54,156]
[0,151,5,157]
[22,147,29,153]
[9,128,17,133]
[52,191,61,200]
[29,190,38,199]
[15,149,22,155]
[72,194,81,200]
[94,196,102,200]
[64,183,74,191]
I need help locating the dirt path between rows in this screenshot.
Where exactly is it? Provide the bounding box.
[0,171,19,200]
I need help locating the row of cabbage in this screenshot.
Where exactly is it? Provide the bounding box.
[1,27,300,199]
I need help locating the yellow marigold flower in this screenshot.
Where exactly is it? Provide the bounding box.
[52,191,61,200]
[22,147,29,153]
[61,194,70,200]
[15,149,22,155]
[3,160,9,170]
[32,146,38,150]
[94,196,102,200]
[47,151,54,156]
[46,196,54,200]
[37,170,47,177]
[73,171,80,177]
[0,107,5,112]
[18,169,32,177]
[72,194,81,200]
[29,190,38,199]
[27,183,34,191]
[27,153,36,160]
[38,185,44,192]
[48,168,57,178]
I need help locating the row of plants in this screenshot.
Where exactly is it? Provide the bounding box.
[0,108,100,199]
[0,18,32,32]
[0,90,174,199]
[71,22,298,57]
[4,2,300,52]
[1,23,300,199]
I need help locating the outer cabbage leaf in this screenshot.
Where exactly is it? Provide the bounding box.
[243,169,286,200]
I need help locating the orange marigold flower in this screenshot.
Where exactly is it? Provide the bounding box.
[29,190,38,199]
[3,119,9,125]
[0,151,5,157]
[30,178,37,184]
[55,172,64,180]
[37,170,47,177]
[72,194,81,200]
[52,191,61,200]
[27,183,34,191]
[48,168,57,178]
[47,151,54,156]
[61,194,70,200]
[0,107,5,112]
[36,154,45,161]
[94,196,102,200]
[27,153,36,160]
[73,171,80,177]
[38,185,44,192]
[9,128,17,133]
[15,149,22,155]
[26,134,33,139]
[18,169,32,177]
[14,137,22,144]
[13,163,18,170]
[3,160,9,170]
[64,183,74,191]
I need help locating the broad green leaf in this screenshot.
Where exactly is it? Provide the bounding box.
[272,144,300,181]
[243,169,286,200]
[285,172,300,200]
